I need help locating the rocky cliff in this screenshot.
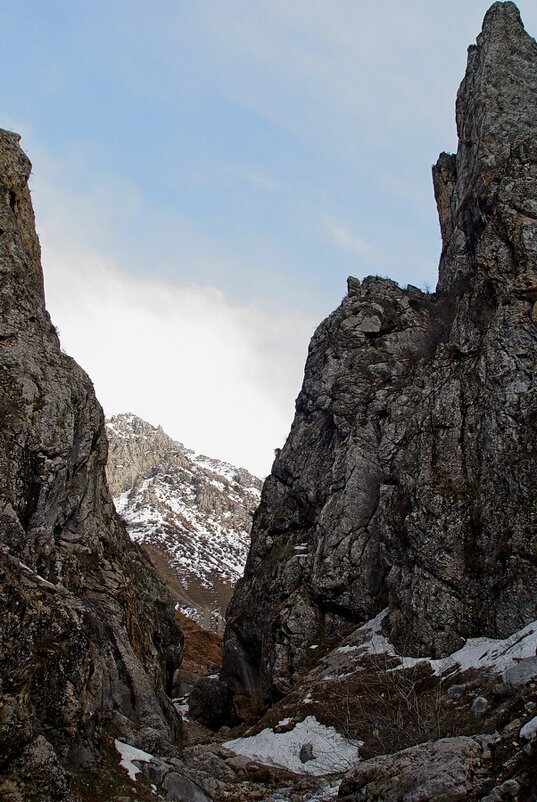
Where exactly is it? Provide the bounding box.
[220,1,537,720]
[0,133,183,799]
[105,413,261,632]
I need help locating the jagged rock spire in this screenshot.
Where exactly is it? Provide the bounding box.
[214,3,537,723]
[435,1,537,293]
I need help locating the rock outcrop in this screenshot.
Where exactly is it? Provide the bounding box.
[338,736,486,801]
[105,413,261,632]
[220,1,537,719]
[0,132,183,798]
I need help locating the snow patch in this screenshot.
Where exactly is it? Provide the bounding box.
[520,715,537,740]
[114,739,153,781]
[223,716,361,775]
[173,697,190,720]
[18,561,57,589]
[352,609,537,678]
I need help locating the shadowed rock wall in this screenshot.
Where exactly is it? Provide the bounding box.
[0,131,183,799]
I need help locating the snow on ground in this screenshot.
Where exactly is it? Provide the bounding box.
[18,560,57,589]
[114,739,154,781]
[520,715,537,740]
[303,782,342,801]
[172,697,190,720]
[347,609,537,678]
[223,715,361,776]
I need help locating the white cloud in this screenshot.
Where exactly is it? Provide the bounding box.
[324,217,371,256]
[16,130,316,478]
[40,226,312,479]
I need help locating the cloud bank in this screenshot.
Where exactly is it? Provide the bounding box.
[43,245,312,477]
[34,167,314,478]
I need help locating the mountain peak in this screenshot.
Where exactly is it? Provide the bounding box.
[434,1,537,292]
[481,1,524,36]
[106,415,262,632]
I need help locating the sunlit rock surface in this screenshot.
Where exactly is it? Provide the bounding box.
[220,0,537,720]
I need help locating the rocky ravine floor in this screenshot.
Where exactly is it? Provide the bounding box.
[106,413,262,632]
[98,607,537,801]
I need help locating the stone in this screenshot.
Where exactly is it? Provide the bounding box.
[502,657,537,691]
[218,1,537,717]
[472,696,489,715]
[481,778,521,802]
[188,677,233,730]
[448,684,466,699]
[190,751,237,781]
[299,742,314,763]
[161,771,211,802]
[347,276,362,296]
[141,758,172,785]
[225,754,256,773]
[0,736,77,802]
[338,736,485,801]
[172,668,198,699]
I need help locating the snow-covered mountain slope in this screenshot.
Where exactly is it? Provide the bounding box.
[105,413,262,631]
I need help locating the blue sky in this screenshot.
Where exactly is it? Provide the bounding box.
[2,1,536,474]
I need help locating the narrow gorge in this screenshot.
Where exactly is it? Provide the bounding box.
[0,3,536,802]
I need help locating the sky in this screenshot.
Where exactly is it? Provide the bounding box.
[2,1,536,476]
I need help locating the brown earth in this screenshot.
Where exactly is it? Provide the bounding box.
[175,611,223,676]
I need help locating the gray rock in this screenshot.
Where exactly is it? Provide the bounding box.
[338,736,485,801]
[187,750,236,781]
[219,1,537,716]
[0,130,183,791]
[142,758,172,785]
[299,742,314,763]
[481,778,520,801]
[448,684,466,699]
[472,696,489,715]
[347,276,362,296]
[225,754,256,773]
[502,656,537,690]
[0,736,77,802]
[161,771,211,802]
[173,667,198,698]
[188,677,232,730]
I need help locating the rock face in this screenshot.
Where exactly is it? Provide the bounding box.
[0,132,183,798]
[105,413,262,632]
[220,1,537,718]
[338,736,485,802]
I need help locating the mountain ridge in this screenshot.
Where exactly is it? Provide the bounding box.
[105,413,262,631]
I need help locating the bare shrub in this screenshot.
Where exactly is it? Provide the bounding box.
[315,653,450,758]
